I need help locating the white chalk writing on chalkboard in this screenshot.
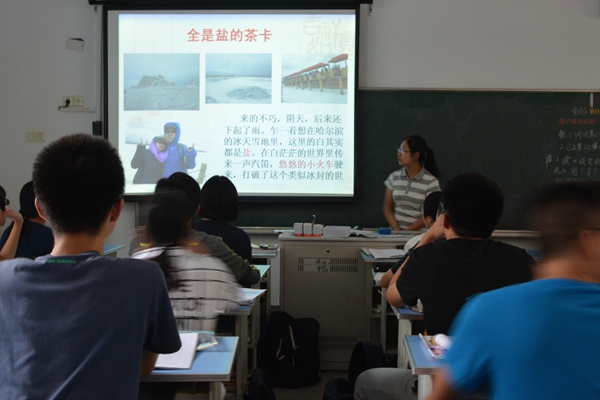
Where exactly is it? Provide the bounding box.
[548,109,600,181]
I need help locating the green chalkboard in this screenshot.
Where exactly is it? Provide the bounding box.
[236,90,596,229]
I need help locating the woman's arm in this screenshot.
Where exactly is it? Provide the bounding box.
[406,216,425,231]
[0,209,24,261]
[383,188,401,231]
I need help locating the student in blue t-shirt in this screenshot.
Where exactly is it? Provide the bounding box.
[0,181,53,259]
[0,134,181,400]
[429,181,600,400]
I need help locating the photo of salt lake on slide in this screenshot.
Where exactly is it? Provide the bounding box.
[281,53,349,104]
[123,53,200,111]
[205,53,272,104]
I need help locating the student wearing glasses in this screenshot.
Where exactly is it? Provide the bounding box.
[0,184,23,261]
[383,135,441,231]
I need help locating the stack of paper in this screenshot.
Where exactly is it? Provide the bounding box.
[196,331,219,351]
[368,248,405,259]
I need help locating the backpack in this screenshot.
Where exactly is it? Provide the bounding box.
[258,311,321,388]
[322,341,386,400]
[248,368,277,400]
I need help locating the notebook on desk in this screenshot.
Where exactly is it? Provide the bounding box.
[155,332,199,369]
[369,248,406,259]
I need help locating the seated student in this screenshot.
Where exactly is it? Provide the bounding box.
[0,186,23,261]
[0,181,54,259]
[354,173,533,400]
[132,191,241,332]
[193,175,252,262]
[0,184,23,260]
[429,181,600,399]
[129,172,260,287]
[0,134,181,399]
[380,190,442,288]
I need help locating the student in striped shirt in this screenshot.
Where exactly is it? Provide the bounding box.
[133,191,241,332]
[383,135,441,231]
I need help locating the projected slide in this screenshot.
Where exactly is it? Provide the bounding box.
[108,10,356,198]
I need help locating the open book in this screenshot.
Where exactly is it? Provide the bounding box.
[155,332,199,369]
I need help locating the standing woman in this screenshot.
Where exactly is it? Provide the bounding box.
[383,135,441,231]
[0,184,24,260]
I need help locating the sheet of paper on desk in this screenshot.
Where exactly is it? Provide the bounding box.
[238,288,266,304]
[373,271,385,285]
[368,249,406,259]
[155,332,199,369]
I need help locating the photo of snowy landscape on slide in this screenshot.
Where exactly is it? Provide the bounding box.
[205,53,272,104]
[123,54,200,111]
[281,54,349,104]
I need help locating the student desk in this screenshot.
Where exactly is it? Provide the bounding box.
[361,252,402,355]
[224,285,266,400]
[102,244,125,258]
[252,247,278,261]
[252,263,271,314]
[250,265,270,368]
[403,335,442,400]
[142,336,239,400]
[393,306,424,368]
[279,235,411,369]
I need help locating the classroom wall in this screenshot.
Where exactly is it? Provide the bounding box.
[0,0,598,254]
[359,0,600,89]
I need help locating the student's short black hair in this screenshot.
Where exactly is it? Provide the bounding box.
[147,191,196,246]
[146,191,195,290]
[199,175,238,222]
[19,181,39,219]
[442,173,504,239]
[0,185,6,212]
[155,173,201,207]
[32,134,124,234]
[423,191,442,220]
[528,181,600,258]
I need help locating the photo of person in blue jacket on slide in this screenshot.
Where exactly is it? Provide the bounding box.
[162,122,197,178]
